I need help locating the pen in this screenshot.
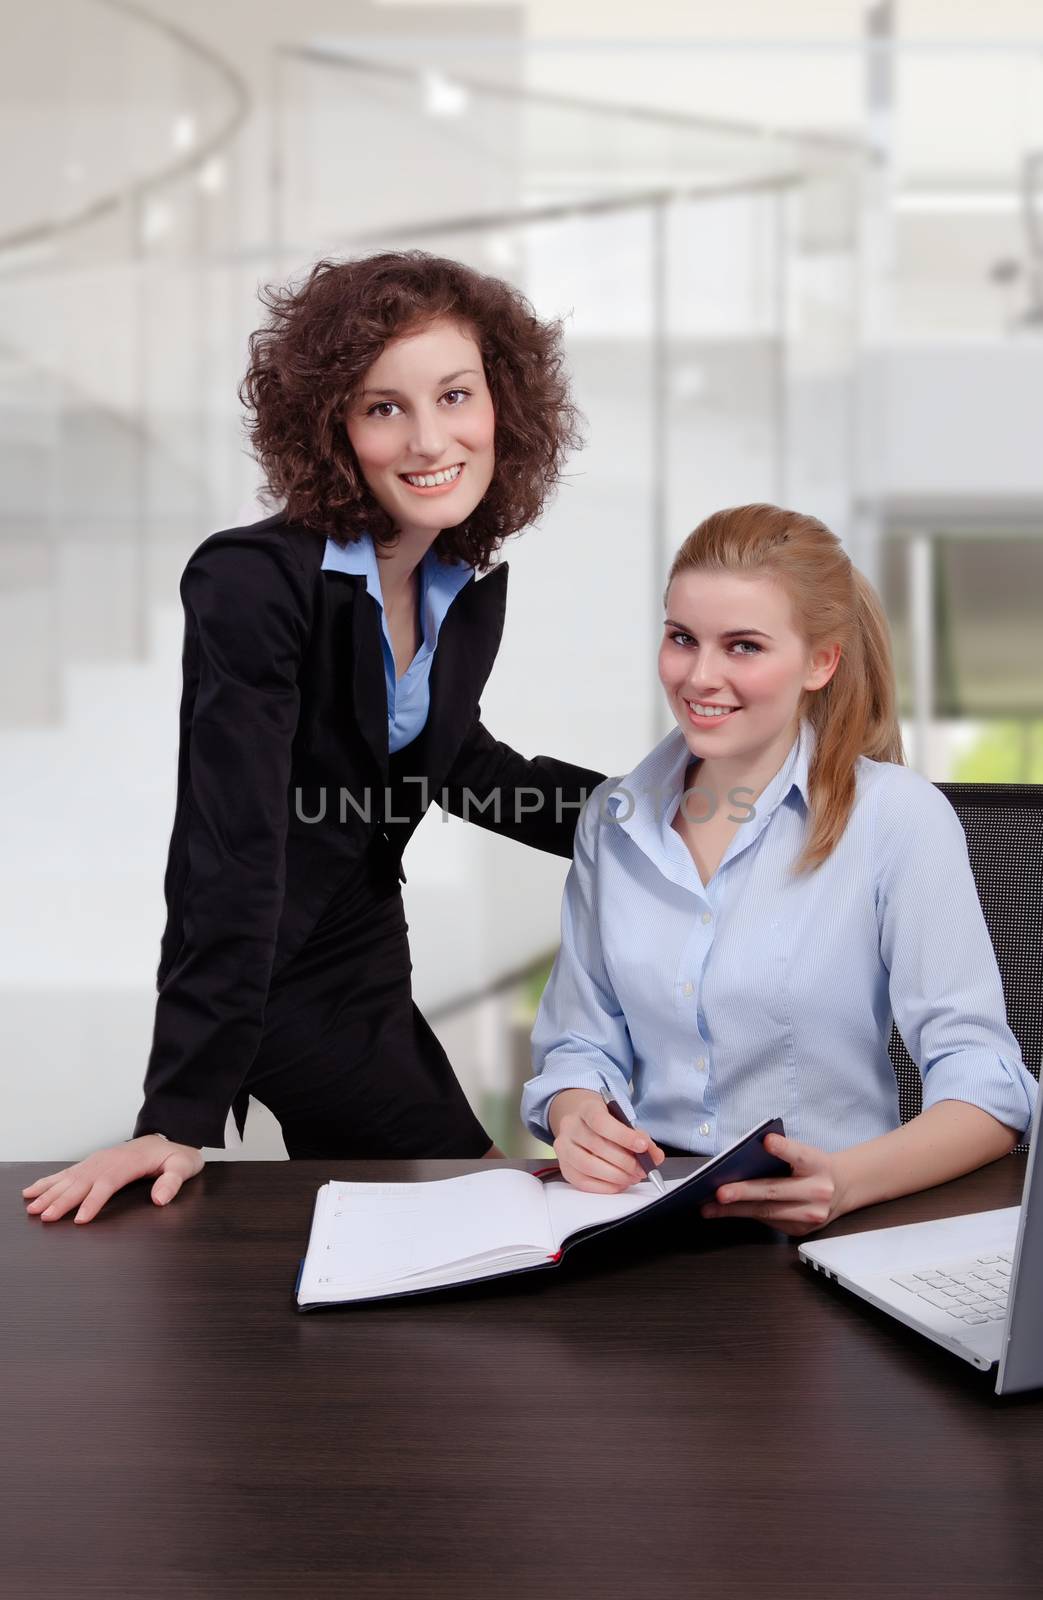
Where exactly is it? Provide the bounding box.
[599,1089,667,1194]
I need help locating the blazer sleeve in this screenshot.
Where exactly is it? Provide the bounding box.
[132,538,310,1148]
[438,712,605,858]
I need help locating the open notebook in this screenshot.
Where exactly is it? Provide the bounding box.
[295,1117,787,1309]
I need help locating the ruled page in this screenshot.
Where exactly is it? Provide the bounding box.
[310,1169,554,1293]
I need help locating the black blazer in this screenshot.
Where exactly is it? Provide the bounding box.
[133,513,604,1148]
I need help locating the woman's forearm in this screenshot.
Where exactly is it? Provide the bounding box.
[832,1099,1021,1217]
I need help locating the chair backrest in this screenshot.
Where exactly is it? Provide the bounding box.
[889,782,1043,1155]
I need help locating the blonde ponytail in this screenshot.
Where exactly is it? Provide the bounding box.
[667,504,905,874]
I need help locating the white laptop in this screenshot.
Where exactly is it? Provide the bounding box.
[799,1086,1043,1395]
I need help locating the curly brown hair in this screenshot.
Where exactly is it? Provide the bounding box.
[239,250,584,568]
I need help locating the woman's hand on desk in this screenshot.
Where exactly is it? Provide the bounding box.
[700,1132,846,1238]
[548,1089,666,1193]
[21,1136,204,1224]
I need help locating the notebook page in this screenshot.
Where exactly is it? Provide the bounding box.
[544,1175,690,1251]
[314,1169,554,1291]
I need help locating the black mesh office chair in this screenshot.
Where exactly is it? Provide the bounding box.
[888,782,1043,1154]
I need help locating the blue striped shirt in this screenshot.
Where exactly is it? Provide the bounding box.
[521,718,1037,1154]
[321,533,473,753]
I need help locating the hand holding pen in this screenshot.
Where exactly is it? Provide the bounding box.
[546,1087,667,1194]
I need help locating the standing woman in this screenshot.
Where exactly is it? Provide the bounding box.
[24,251,603,1224]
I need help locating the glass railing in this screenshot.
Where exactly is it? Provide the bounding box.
[0,0,249,726]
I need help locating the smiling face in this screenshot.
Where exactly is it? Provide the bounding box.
[658,568,841,773]
[344,317,496,546]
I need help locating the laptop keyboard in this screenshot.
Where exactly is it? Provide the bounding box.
[891,1252,1012,1325]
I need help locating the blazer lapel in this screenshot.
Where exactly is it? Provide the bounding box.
[318,568,389,784]
[415,562,509,785]
[349,582,390,782]
[316,557,507,793]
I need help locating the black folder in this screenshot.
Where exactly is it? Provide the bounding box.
[294,1117,789,1310]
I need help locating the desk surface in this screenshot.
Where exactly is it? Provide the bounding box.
[5,1155,1043,1600]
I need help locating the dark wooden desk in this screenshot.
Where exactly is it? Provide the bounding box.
[4,1155,1042,1600]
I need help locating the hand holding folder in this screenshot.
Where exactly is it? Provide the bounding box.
[295,1117,791,1309]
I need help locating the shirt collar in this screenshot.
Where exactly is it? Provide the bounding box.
[756,715,814,813]
[605,716,815,888]
[321,533,473,649]
[418,543,474,639]
[321,530,384,594]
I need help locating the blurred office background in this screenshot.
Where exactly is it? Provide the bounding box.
[3,1,1042,1160]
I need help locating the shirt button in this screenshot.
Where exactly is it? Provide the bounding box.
[696,1056,707,1072]
[701,911,712,925]
[698,1122,711,1136]
[682,981,694,997]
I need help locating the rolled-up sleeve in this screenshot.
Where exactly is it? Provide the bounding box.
[876,775,1037,1137]
[521,786,636,1144]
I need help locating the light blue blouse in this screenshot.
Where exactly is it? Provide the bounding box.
[521,718,1037,1154]
[321,533,473,753]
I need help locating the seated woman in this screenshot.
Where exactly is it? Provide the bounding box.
[521,502,1036,1237]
